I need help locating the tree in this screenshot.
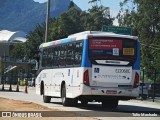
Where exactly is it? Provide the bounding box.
[81,2,114,31]
[11,3,114,64]
[68,1,74,9]
[10,43,27,59]
[26,23,46,61]
[88,0,100,6]
[49,7,83,40]
[11,23,46,61]
[118,0,160,82]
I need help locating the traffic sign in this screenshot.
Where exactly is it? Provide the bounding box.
[101,25,132,35]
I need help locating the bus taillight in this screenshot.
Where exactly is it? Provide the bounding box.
[83,70,90,86]
[133,72,139,88]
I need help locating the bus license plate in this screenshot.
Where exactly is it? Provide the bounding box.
[106,90,117,94]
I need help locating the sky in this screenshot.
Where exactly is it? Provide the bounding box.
[34,0,124,25]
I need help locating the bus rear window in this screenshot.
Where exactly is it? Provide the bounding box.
[88,37,137,65]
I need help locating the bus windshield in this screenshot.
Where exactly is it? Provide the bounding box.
[88,37,137,66]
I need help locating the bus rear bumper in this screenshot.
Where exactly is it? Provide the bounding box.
[80,85,139,99]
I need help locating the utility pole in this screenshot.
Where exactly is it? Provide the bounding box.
[45,0,51,43]
[153,69,156,102]
[141,68,144,100]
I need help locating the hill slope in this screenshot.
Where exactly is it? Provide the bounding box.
[0,0,71,33]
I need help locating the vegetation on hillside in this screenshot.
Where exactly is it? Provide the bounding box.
[0,0,71,32]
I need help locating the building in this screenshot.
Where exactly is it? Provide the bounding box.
[0,30,27,57]
[0,30,29,85]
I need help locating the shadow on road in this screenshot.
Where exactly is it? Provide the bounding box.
[49,101,160,112]
[48,101,160,117]
[117,105,160,112]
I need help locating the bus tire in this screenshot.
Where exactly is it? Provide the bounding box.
[42,86,51,103]
[102,100,118,110]
[40,81,44,95]
[61,85,77,106]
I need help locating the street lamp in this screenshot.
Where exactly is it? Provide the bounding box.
[45,0,51,43]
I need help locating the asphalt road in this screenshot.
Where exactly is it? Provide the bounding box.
[0,85,160,120]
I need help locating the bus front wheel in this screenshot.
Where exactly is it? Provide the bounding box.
[42,86,51,103]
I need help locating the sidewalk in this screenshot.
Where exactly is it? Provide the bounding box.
[130,98,160,107]
[135,96,160,104]
[0,84,35,92]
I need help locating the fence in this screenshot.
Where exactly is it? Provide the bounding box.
[140,68,160,102]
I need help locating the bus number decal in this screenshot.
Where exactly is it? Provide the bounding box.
[115,69,130,73]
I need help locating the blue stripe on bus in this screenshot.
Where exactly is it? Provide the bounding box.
[61,38,72,44]
[133,40,140,70]
[81,39,92,67]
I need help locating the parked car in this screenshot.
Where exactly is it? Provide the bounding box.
[148,83,160,98]
[139,83,148,100]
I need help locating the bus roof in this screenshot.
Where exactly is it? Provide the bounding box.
[39,31,138,49]
[68,31,138,40]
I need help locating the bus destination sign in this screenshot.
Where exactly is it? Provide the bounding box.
[89,39,122,50]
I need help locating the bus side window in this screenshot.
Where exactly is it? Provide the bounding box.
[42,49,47,67]
[59,45,66,67]
[52,47,55,67]
[39,49,43,68]
[53,46,59,67]
[74,42,83,66]
[66,43,74,66]
[46,48,50,67]
[47,47,53,67]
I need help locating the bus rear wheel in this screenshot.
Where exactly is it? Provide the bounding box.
[102,100,118,110]
[61,85,77,106]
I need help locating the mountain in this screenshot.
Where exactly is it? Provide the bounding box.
[0,0,72,33]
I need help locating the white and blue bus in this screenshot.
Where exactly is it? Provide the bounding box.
[36,31,140,108]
